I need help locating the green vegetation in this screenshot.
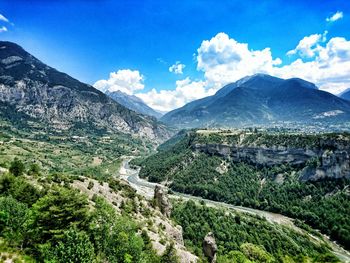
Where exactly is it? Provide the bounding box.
[192,129,350,149]
[0,160,170,262]
[0,120,153,180]
[172,200,339,262]
[136,131,350,250]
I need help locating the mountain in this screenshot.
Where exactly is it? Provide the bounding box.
[340,88,350,101]
[161,73,350,129]
[0,41,170,140]
[105,90,162,118]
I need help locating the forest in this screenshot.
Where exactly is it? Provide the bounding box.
[135,131,350,250]
[172,200,339,263]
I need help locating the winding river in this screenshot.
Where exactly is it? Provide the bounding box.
[118,158,350,263]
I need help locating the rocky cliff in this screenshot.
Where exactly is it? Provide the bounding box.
[191,132,350,181]
[0,41,170,141]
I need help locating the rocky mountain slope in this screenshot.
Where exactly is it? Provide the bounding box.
[161,74,350,128]
[106,90,162,118]
[0,41,170,141]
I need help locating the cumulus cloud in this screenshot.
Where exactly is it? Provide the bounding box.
[197,32,282,90]
[326,11,343,22]
[93,69,144,95]
[0,26,7,33]
[169,61,185,74]
[0,14,9,23]
[287,31,327,57]
[95,32,350,112]
[136,78,214,112]
[273,36,350,94]
[195,32,350,95]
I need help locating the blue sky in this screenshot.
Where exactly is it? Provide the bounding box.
[1,0,350,111]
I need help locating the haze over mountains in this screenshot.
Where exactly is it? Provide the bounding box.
[161,74,350,129]
[105,90,162,119]
[0,41,169,140]
[1,40,350,136]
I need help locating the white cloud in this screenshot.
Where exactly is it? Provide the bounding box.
[196,32,282,90]
[169,61,185,74]
[326,11,343,22]
[136,78,214,112]
[93,69,144,95]
[287,31,327,57]
[0,26,7,33]
[0,14,9,23]
[95,32,350,112]
[272,37,350,94]
[195,32,350,95]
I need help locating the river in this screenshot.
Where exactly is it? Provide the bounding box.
[118,158,350,262]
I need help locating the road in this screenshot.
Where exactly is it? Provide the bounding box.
[119,158,350,262]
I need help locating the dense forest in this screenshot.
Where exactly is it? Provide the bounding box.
[134,131,350,250]
[172,200,339,262]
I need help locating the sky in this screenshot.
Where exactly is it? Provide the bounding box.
[1,0,350,112]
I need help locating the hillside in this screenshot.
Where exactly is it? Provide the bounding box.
[0,41,170,141]
[0,155,341,263]
[106,90,162,118]
[161,74,350,129]
[134,129,350,250]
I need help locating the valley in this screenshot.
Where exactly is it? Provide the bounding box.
[134,129,350,254]
[0,40,349,263]
[120,157,350,262]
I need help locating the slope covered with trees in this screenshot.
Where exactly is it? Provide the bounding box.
[0,159,182,262]
[135,130,350,250]
[172,200,339,263]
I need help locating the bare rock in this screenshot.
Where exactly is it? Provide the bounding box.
[154,185,172,217]
[203,232,217,263]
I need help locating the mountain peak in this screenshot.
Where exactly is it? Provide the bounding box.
[161,74,350,128]
[0,41,170,140]
[105,90,162,118]
[0,41,33,61]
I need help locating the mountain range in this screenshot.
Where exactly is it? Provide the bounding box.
[0,41,170,141]
[161,73,350,128]
[105,90,162,118]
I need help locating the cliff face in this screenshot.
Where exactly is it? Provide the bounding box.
[0,41,171,141]
[191,135,350,181]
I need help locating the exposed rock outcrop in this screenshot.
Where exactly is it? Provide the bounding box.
[72,177,196,263]
[154,185,172,217]
[0,41,171,141]
[203,232,217,263]
[192,135,350,181]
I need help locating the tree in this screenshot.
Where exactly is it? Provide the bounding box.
[0,196,29,247]
[89,197,147,262]
[9,158,25,177]
[28,163,41,176]
[161,243,179,263]
[30,187,89,243]
[217,250,252,263]
[52,228,95,263]
[240,243,274,263]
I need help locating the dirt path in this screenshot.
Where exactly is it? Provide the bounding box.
[119,157,350,263]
